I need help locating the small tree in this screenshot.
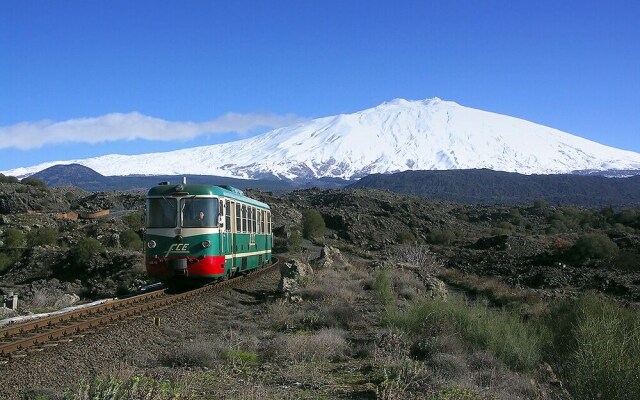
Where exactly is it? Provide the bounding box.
[302,209,326,240]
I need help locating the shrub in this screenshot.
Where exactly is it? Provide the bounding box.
[71,237,104,267]
[426,229,455,245]
[390,297,546,371]
[394,244,441,273]
[122,212,144,231]
[279,328,348,363]
[68,374,185,399]
[26,227,57,247]
[288,229,302,251]
[3,228,24,247]
[302,209,325,240]
[120,230,142,250]
[220,349,260,366]
[163,340,221,368]
[373,269,395,309]
[546,294,640,399]
[0,252,13,273]
[20,177,47,188]
[571,233,619,262]
[533,198,548,209]
[396,231,417,244]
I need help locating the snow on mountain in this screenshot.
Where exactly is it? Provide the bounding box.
[4,98,640,180]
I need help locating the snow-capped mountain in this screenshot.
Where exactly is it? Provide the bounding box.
[5,98,640,180]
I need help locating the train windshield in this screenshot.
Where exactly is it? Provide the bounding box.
[181,198,218,228]
[147,198,177,228]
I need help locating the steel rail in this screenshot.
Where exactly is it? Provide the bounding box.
[0,258,280,360]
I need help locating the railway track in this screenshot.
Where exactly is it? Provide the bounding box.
[0,258,280,363]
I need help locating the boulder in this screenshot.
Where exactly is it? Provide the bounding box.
[314,245,351,270]
[422,275,448,300]
[278,259,313,302]
[54,293,81,309]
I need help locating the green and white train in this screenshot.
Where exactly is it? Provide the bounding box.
[145,179,272,280]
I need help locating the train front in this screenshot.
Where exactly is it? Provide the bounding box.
[145,182,227,279]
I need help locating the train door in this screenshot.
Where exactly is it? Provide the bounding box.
[235,202,242,273]
[222,200,231,255]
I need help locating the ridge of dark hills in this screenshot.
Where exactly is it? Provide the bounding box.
[349,169,640,207]
[29,164,349,192]
[27,164,640,207]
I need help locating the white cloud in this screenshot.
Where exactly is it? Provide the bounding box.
[0,112,305,150]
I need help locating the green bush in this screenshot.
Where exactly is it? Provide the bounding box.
[533,198,549,209]
[373,269,395,309]
[122,212,144,231]
[396,231,417,244]
[220,349,260,366]
[426,229,455,245]
[390,297,546,371]
[26,227,58,247]
[288,229,302,251]
[571,233,619,262]
[302,209,326,240]
[67,374,185,399]
[0,252,13,273]
[20,177,47,188]
[546,294,640,399]
[120,230,142,250]
[71,237,104,267]
[2,228,24,248]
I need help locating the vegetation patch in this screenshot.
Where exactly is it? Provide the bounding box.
[63,374,186,400]
[545,293,640,400]
[389,297,546,372]
[302,209,326,240]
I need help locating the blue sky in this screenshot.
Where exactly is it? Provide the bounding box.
[1,1,639,171]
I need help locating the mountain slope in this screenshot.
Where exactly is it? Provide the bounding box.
[4,98,640,179]
[350,169,640,207]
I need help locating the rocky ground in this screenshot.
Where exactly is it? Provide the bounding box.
[0,245,568,399]
[0,180,638,398]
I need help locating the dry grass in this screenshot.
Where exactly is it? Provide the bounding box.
[274,328,348,363]
[438,268,543,309]
[162,339,223,368]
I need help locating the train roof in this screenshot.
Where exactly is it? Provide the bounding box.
[146,184,269,209]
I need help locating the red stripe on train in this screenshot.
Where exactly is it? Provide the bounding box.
[146,255,226,277]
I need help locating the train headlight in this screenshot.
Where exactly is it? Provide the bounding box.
[147,240,157,249]
[202,240,211,248]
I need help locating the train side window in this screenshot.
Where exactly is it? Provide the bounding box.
[252,207,257,233]
[242,205,247,232]
[225,200,231,232]
[257,210,262,234]
[236,203,241,232]
[219,200,224,225]
[267,211,271,234]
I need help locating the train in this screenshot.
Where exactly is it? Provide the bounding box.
[144,179,272,281]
